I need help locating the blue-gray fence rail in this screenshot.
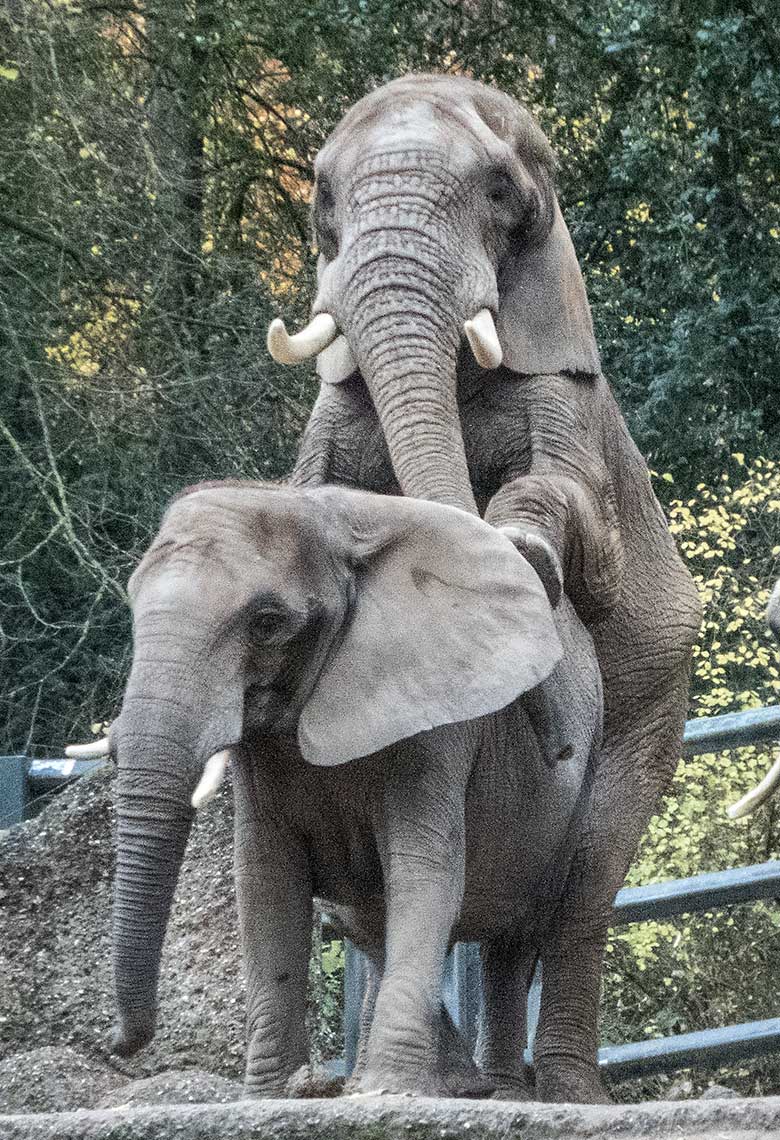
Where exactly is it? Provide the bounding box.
[342,704,780,1079]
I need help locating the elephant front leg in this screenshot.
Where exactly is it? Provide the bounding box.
[358,750,469,1096]
[485,472,623,626]
[233,754,312,1096]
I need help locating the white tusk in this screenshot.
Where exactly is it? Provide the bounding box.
[727,751,780,819]
[191,749,231,809]
[267,313,338,365]
[464,308,503,370]
[317,333,357,384]
[65,737,111,759]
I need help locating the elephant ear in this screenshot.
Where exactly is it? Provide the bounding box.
[497,200,601,378]
[297,491,563,765]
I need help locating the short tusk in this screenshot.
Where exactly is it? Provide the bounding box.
[65,737,112,759]
[464,308,503,370]
[267,313,338,365]
[192,749,231,809]
[727,751,780,819]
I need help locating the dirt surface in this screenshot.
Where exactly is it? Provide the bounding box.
[0,766,246,1111]
[3,1094,780,1140]
[0,764,762,1134]
[95,1069,245,1109]
[0,1047,126,1113]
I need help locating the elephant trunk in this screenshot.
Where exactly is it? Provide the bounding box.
[110,627,242,1055]
[335,217,480,514]
[112,761,192,1055]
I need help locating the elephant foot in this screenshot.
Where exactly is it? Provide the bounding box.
[110,1015,155,1058]
[440,1064,495,1099]
[485,1063,535,1101]
[535,1062,611,1105]
[286,1064,345,1098]
[490,1084,534,1102]
[352,1067,455,1099]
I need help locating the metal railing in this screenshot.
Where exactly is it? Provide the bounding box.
[0,756,106,829]
[343,704,780,1079]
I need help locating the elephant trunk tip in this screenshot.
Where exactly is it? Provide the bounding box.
[110,1013,156,1057]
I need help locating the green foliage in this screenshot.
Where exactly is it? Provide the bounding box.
[3,0,779,750]
[307,925,345,1062]
[603,457,780,1097]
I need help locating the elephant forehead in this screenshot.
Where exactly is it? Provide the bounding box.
[147,487,333,576]
[323,102,480,181]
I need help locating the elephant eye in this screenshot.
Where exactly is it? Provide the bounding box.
[317,178,335,214]
[486,168,518,208]
[247,606,290,644]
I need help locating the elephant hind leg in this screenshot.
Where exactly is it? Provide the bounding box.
[439,1004,495,1098]
[345,939,494,1098]
[476,937,538,1101]
[534,688,692,1104]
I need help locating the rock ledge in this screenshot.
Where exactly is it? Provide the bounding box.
[4,1094,780,1140]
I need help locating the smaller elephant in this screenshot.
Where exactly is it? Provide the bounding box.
[73,481,605,1100]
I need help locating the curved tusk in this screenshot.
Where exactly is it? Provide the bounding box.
[65,737,112,759]
[464,308,503,370]
[727,751,780,819]
[267,313,338,365]
[192,749,231,809]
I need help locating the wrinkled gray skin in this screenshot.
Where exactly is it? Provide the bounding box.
[110,481,602,1100]
[768,580,780,641]
[288,74,703,1101]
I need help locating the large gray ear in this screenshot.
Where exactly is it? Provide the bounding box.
[497,201,601,378]
[297,492,563,765]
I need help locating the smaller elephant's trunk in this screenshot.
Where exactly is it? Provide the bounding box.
[112,782,192,1054]
[110,621,244,1055]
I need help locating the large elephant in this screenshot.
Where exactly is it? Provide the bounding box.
[267,75,702,1100]
[76,482,602,1099]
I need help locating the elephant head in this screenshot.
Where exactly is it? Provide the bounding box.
[268,75,599,514]
[73,482,562,1055]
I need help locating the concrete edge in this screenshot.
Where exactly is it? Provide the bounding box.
[3,1095,780,1140]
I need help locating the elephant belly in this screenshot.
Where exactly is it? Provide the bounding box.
[456,709,591,942]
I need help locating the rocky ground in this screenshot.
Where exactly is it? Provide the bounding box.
[0,765,749,1126]
[0,766,246,1111]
